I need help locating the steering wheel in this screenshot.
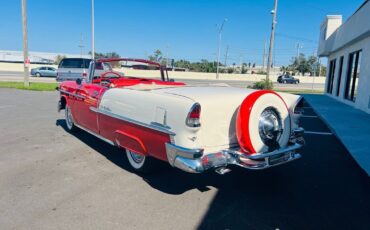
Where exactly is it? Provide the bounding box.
[100,71,122,79]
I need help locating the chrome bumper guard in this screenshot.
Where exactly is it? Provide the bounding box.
[165,128,304,174]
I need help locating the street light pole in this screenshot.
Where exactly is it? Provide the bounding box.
[266,0,278,82]
[91,0,95,60]
[216,18,227,79]
[21,0,29,87]
[262,40,267,71]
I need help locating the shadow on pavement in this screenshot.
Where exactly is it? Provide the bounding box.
[56,117,370,230]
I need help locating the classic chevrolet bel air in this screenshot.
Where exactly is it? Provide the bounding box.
[58,58,305,174]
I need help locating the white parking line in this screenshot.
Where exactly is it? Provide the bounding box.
[304,131,333,135]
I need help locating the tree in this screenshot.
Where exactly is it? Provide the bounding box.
[88,51,121,67]
[280,65,288,73]
[287,53,328,76]
[148,50,163,62]
[288,54,311,76]
[174,59,220,73]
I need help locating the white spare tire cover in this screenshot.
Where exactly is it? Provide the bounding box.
[236,90,291,154]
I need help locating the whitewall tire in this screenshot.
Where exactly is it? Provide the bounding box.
[65,105,78,132]
[236,91,291,154]
[125,149,157,173]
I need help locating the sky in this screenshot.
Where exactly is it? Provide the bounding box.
[0,0,365,66]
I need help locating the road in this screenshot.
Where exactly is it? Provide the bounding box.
[0,70,324,90]
[0,71,56,83]
[0,88,368,230]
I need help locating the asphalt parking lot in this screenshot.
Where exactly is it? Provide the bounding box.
[0,88,369,230]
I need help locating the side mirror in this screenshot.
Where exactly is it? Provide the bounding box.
[76,78,82,85]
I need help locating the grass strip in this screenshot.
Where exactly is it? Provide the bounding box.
[0,82,58,91]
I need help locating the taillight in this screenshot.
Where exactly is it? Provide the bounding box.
[186,103,201,127]
[82,72,87,77]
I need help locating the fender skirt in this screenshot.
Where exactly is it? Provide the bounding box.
[115,130,148,155]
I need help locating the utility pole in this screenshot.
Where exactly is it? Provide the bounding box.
[224,45,229,66]
[165,43,170,68]
[262,41,267,71]
[296,43,303,59]
[21,0,29,87]
[91,0,95,60]
[266,0,278,82]
[216,18,227,79]
[296,43,303,75]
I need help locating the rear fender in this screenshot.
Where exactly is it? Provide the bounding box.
[114,130,148,155]
[277,92,304,128]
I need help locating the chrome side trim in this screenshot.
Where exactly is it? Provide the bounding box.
[90,106,98,113]
[74,123,115,146]
[59,89,86,100]
[93,108,176,136]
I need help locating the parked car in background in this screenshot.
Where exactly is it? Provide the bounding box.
[56,58,114,82]
[277,75,300,84]
[30,67,57,77]
[58,58,305,175]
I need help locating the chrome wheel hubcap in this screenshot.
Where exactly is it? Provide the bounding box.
[129,151,145,164]
[259,107,283,145]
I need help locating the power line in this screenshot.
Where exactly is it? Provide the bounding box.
[276,32,317,44]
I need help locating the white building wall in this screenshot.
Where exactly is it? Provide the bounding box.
[324,37,370,114]
[319,1,370,114]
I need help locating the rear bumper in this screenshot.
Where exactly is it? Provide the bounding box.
[165,129,304,174]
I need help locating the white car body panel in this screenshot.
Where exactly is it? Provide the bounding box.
[99,85,302,154]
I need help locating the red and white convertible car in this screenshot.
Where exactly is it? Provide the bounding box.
[58,58,305,174]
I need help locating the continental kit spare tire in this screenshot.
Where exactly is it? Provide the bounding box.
[236,90,291,154]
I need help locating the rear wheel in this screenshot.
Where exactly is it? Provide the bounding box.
[65,105,78,132]
[125,149,157,173]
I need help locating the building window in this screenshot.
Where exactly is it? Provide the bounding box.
[327,59,336,94]
[345,50,362,102]
[336,56,344,97]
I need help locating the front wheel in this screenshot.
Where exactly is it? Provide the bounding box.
[65,105,78,132]
[125,149,157,173]
[36,72,41,77]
